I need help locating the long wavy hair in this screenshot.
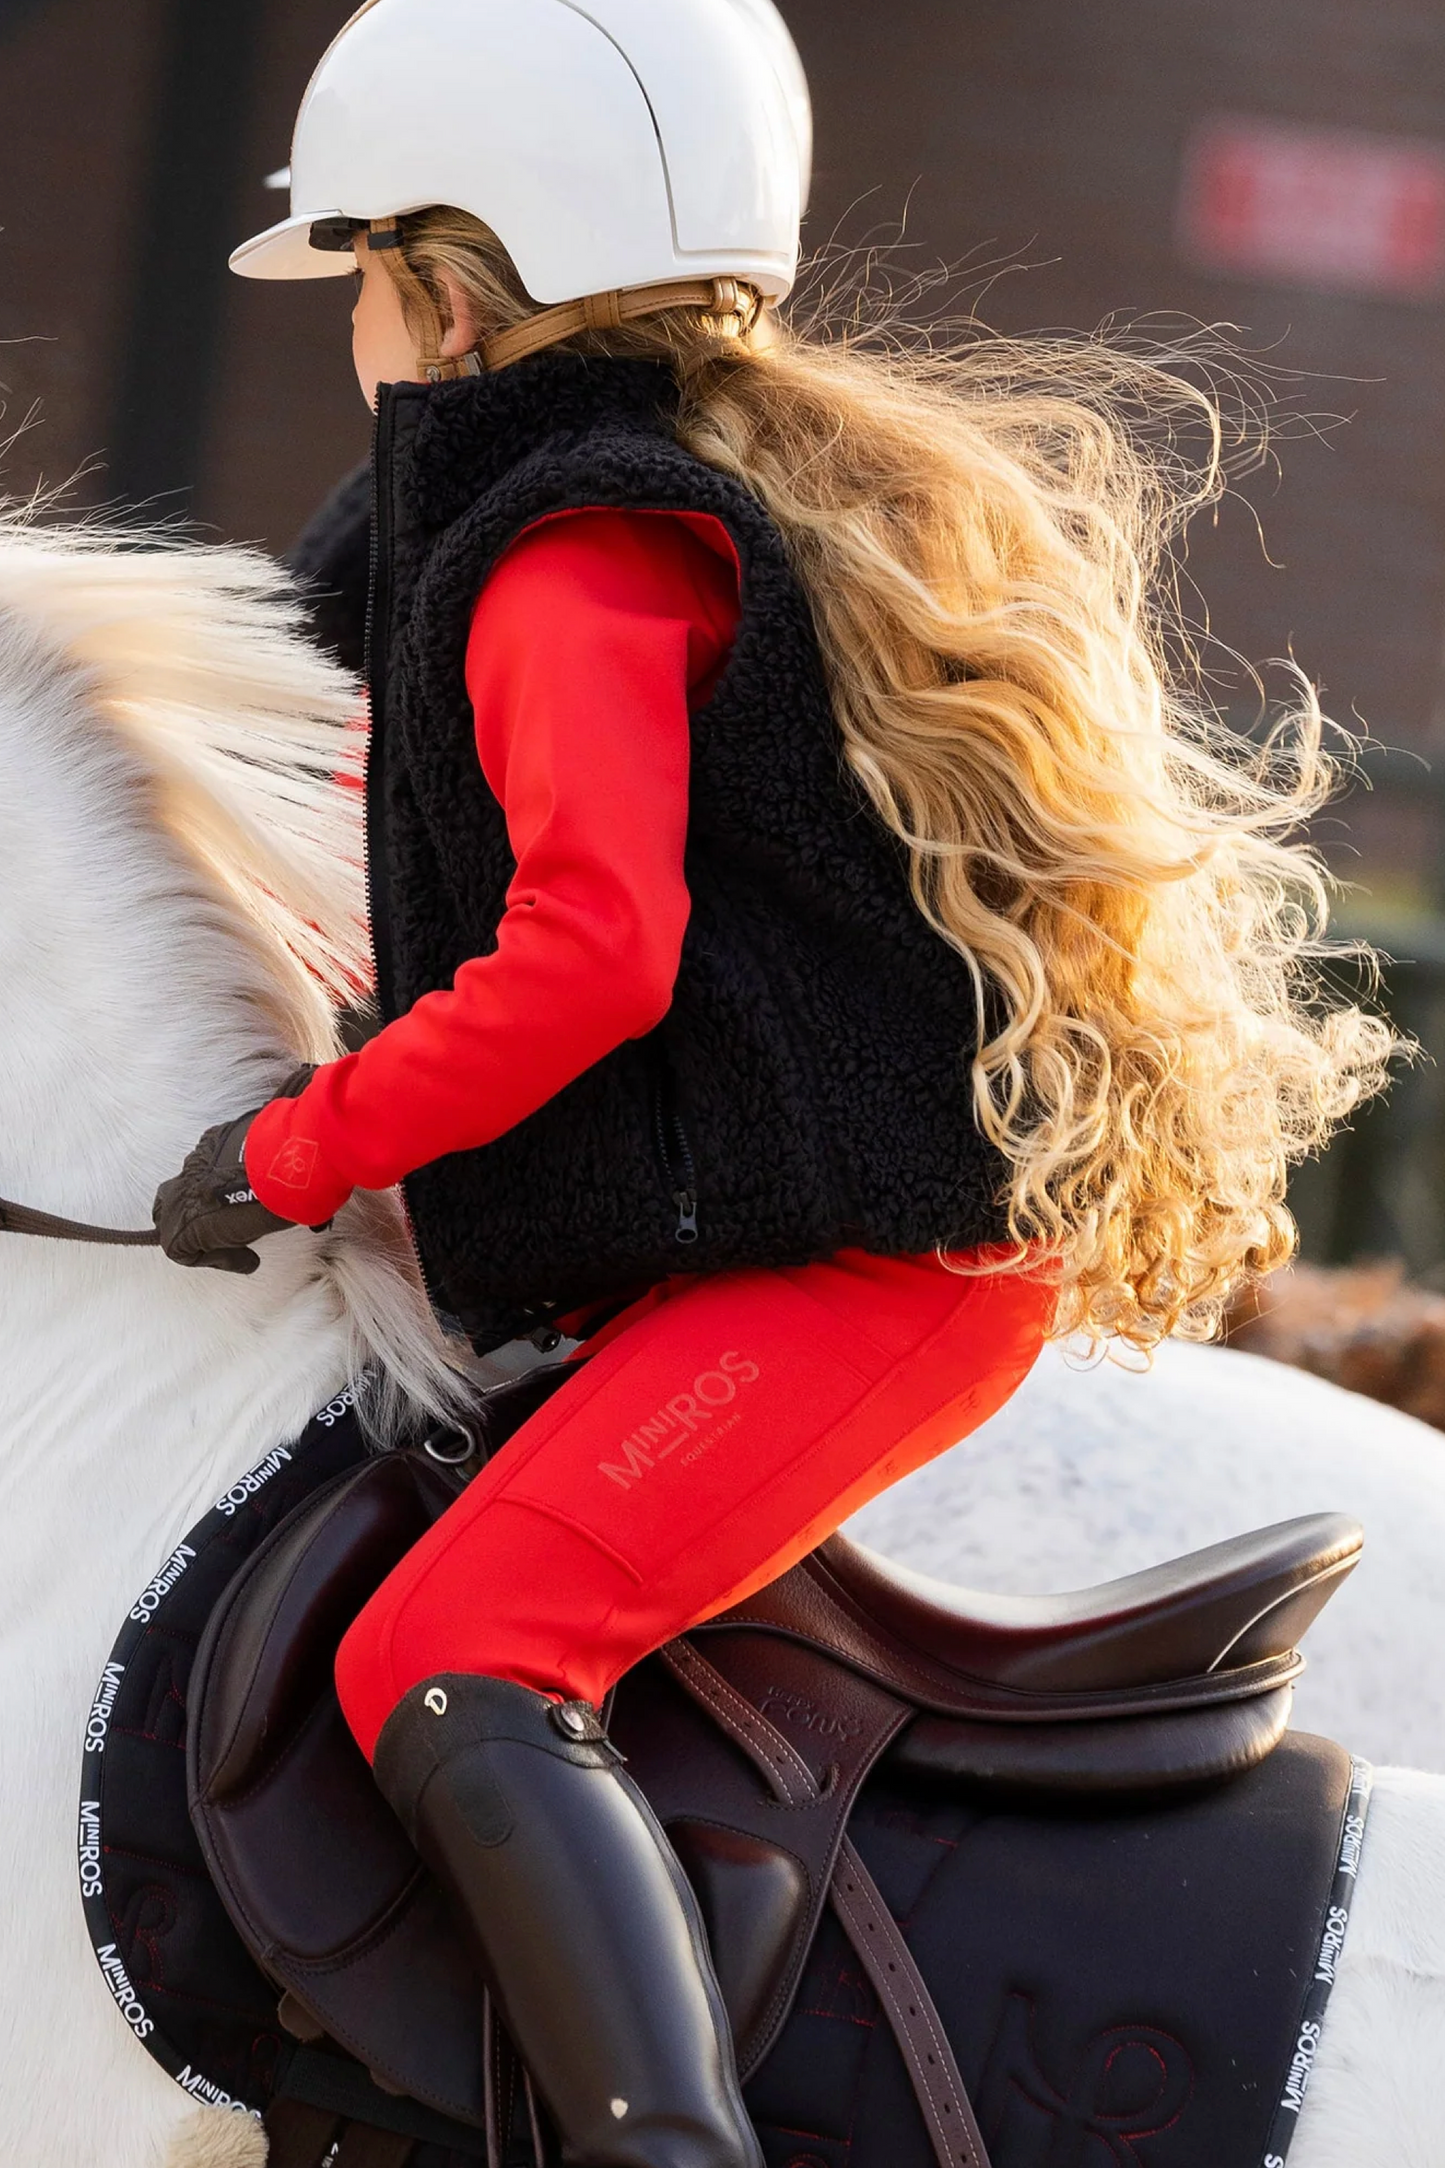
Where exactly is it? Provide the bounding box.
[384,207,1394,1350]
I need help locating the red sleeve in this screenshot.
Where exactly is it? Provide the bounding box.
[246,507,741,1222]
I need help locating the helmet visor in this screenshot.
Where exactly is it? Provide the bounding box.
[230,209,359,281]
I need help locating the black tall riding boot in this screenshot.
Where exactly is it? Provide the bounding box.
[373,1673,764,2168]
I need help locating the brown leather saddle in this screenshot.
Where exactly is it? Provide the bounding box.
[186,1368,1360,2166]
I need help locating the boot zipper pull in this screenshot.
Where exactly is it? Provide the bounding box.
[673,1189,699,1244]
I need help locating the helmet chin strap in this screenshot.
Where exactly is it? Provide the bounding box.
[480,276,767,371]
[367,217,765,379]
[367,217,484,381]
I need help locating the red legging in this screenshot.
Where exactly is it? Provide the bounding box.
[335,1249,1051,1760]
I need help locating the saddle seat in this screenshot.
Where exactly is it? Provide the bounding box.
[725,1513,1363,1705]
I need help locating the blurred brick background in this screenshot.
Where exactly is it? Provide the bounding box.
[0,0,366,541]
[4,0,1442,776]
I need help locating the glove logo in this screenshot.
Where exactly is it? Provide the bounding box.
[268,1137,320,1189]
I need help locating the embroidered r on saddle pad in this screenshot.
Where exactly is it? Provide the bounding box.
[749,1747,1370,2167]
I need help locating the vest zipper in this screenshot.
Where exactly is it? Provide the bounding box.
[363,387,395,1019]
[652,1083,700,1244]
[363,387,438,1304]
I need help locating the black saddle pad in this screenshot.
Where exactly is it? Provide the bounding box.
[79,1401,1369,2167]
[758,1746,1369,2168]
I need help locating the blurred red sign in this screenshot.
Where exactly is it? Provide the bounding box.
[1179,118,1445,299]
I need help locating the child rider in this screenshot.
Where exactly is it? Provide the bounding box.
[153,3,1389,2163]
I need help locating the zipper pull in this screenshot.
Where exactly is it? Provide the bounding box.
[673,1189,699,1244]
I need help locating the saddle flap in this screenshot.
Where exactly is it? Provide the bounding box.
[609,1635,914,2077]
[188,1453,493,2130]
[195,1452,460,1803]
[666,1822,810,2057]
[713,1513,1362,1706]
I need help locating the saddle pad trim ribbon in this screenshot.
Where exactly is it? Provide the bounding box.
[73,1389,478,2145]
[1259,1755,1373,2165]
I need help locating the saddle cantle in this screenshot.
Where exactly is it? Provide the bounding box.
[185,1368,1360,2142]
[757,1514,1356,1695]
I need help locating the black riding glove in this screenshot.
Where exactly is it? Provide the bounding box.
[153,1068,322,1275]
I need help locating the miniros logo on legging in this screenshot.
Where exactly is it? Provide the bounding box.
[598,1351,761,1490]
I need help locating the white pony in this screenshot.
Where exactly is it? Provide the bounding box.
[0,523,1440,2167]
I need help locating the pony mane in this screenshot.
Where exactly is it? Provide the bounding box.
[0,508,482,1428]
[0,511,368,1060]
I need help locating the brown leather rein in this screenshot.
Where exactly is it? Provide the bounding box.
[0,1196,160,1247]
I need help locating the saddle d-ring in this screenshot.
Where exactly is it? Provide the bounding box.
[421,1421,485,1468]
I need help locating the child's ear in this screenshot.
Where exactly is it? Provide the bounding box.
[437,271,480,360]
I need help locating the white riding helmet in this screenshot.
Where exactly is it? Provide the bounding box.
[231,0,812,305]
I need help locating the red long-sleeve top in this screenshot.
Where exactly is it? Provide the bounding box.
[245,507,742,1224]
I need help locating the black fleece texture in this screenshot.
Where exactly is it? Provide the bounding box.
[366,353,1006,1351]
[285,458,373,677]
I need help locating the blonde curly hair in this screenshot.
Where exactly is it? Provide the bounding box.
[385,209,1395,1351]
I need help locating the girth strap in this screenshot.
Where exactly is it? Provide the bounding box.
[830,1838,993,2168]
[339,2129,418,2167]
[264,2099,418,2168]
[263,2099,339,2168]
[333,2127,418,2168]
[483,1993,521,2168]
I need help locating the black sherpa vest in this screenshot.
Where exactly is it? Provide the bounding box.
[368,354,1006,1351]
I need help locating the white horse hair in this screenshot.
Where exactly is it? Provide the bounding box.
[0,521,469,1432]
[163,2109,268,2168]
[0,516,1440,2163]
